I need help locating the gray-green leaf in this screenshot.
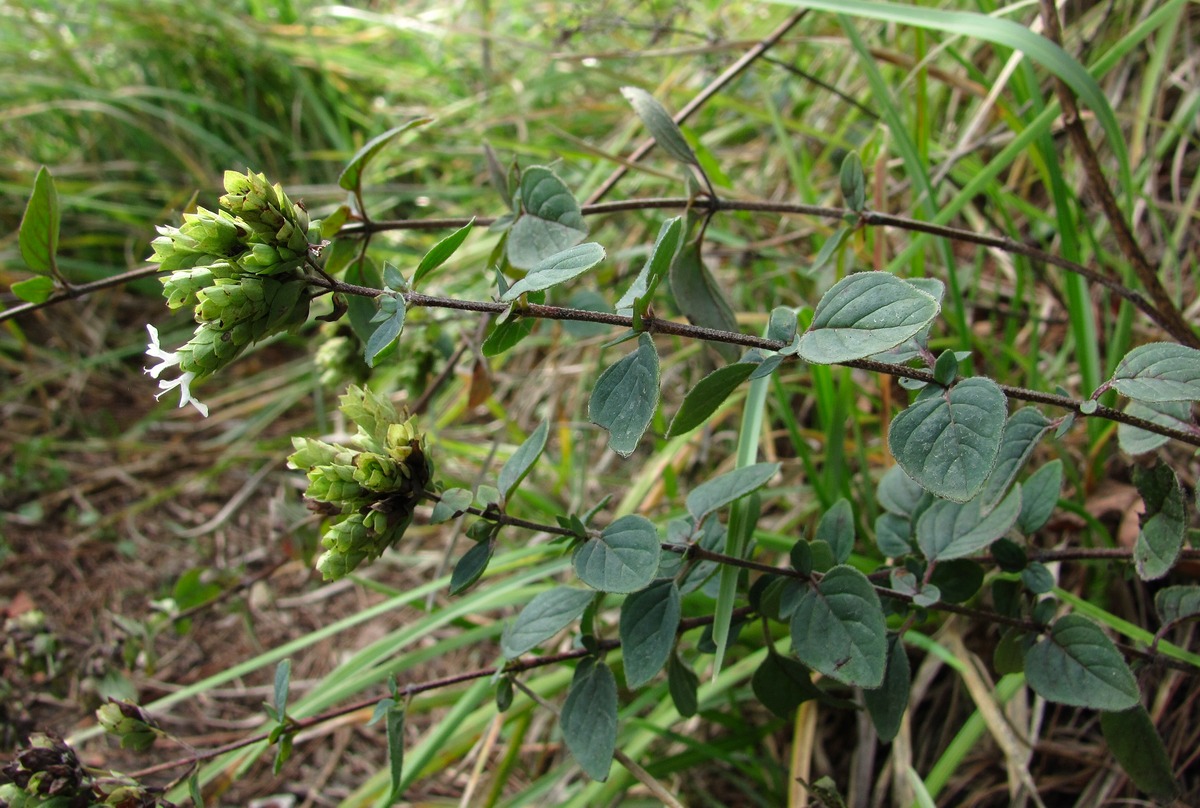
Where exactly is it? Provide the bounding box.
[365,297,405,366]
[1024,614,1139,711]
[620,86,699,166]
[384,703,405,805]
[1110,342,1200,403]
[498,420,549,501]
[588,333,660,457]
[561,657,618,781]
[1100,706,1180,801]
[574,514,660,594]
[863,635,910,742]
[1154,585,1200,625]
[751,651,824,718]
[916,485,1021,561]
[685,462,780,526]
[669,240,739,362]
[507,166,588,269]
[666,361,756,438]
[790,565,887,688]
[796,272,940,364]
[1016,460,1062,534]
[876,465,926,518]
[1133,461,1186,581]
[501,242,606,301]
[979,408,1052,511]
[1117,399,1194,455]
[816,499,855,565]
[889,377,1008,502]
[449,540,493,596]
[616,216,683,311]
[839,152,866,213]
[619,580,681,687]
[501,587,595,658]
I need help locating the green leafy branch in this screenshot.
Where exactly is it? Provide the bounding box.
[307,274,1200,449]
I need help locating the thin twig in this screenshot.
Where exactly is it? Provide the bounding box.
[309,275,1200,448]
[1037,0,1199,348]
[584,10,809,204]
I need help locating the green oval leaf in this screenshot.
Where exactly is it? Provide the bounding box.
[1100,706,1180,801]
[666,361,756,438]
[560,657,618,782]
[1025,614,1139,711]
[588,333,660,457]
[916,485,1021,562]
[874,512,913,557]
[616,216,683,311]
[482,314,536,357]
[11,275,56,304]
[668,240,739,362]
[667,653,699,717]
[790,565,887,688]
[449,540,494,596]
[430,488,473,524]
[412,217,474,287]
[19,166,60,277]
[1133,461,1186,581]
[1110,342,1200,402]
[978,407,1051,510]
[1117,399,1193,456]
[501,242,606,301]
[619,580,681,687]
[501,586,595,658]
[751,651,824,718]
[338,118,433,192]
[839,151,866,213]
[685,462,780,526]
[620,86,699,166]
[889,377,1008,502]
[876,465,926,518]
[863,635,910,742]
[507,166,588,270]
[364,297,405,367]
[498,420,549,501]
[1016,459,1062,534]
[816,499,855,565]
[1154,585,1200,626]
[574,514,660,594]
[384,702,405,805]
[796,272,940,364]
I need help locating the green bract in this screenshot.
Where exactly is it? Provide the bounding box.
[146,170,319,416]
[287,386,434,581]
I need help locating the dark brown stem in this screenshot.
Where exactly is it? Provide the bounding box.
[1037,0,1199,348]
[343,196,1161,326]
[309,275,1200,449]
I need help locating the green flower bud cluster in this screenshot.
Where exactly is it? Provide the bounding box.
[146,171,321,415]
[0,734,176,808]
[96,701,158,753]
[314,323,370,389]
[288,385,434,581]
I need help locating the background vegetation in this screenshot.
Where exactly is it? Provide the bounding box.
[1,0,1198,805]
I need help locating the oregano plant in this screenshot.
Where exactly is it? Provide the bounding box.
[4,6,1200,807]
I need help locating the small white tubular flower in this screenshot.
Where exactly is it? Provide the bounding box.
[144,324,209,417]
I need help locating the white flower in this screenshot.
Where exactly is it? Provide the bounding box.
[144,324,209,417]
